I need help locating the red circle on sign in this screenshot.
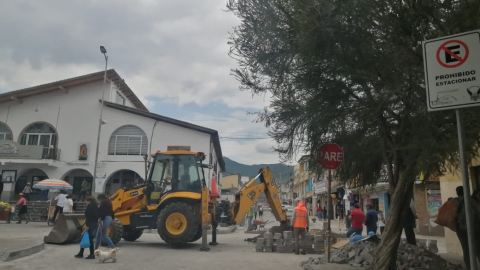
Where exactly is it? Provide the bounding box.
[436,40,469,68]
[318,143,344,170]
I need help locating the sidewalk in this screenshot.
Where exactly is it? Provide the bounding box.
[308,217,447,252]
[308,216,466,266]
[0,222,50,261]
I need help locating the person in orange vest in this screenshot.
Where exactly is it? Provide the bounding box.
[292,198,309,255]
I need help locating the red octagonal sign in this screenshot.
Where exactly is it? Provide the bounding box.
[318,143,344,170]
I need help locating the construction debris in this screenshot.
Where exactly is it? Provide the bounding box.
[254,231,332,254]
[300,238,460,270]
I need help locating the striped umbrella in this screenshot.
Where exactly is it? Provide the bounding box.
[33,179,73,190]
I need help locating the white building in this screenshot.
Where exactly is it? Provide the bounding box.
[0,69,224,201]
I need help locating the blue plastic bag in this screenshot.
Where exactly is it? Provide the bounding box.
[80,231,90,248]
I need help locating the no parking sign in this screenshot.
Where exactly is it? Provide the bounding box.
[423,30,480,111]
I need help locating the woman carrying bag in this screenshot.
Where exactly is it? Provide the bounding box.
[75,197,98,259]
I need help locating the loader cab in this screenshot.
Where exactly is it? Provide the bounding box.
[147,151,206,205]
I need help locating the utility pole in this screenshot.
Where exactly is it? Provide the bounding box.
[92,46,108,195]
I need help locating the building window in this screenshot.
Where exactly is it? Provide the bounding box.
[116,91,125,105]
[0,123,12,140]
[108,125,148,155]
[20,123,56,147]
[1,170,16,182]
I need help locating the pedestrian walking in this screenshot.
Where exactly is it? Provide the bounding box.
[258,205,263,219]
[346,203,364,238]
[75,197,98,259]
[254,204,258,220]
[22,183,32,201]
[404,198,417,246]
[306,200,312,216]
[72,196,78,212]
[292,198,309,255]
[51,190,68,223]
[317,204,323,220]
[15,193,29,224]
[378,210,386,235]
[79,179,90,202]
[323,204,327,220]
[63,195,74,214]
[364,204,378,234]
[95,194,116,249]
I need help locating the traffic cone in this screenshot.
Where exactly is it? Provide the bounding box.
[209,172,220,199]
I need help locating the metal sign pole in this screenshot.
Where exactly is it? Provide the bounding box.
[327,169,332,263]
[456,109,477,270]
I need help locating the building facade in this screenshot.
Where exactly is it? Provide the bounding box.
[0,70,224,201]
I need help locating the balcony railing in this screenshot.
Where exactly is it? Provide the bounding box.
[42,147,61,160]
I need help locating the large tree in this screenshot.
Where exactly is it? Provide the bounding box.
[227,0,480,269]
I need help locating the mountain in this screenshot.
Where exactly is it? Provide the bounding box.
[223,157,293,184]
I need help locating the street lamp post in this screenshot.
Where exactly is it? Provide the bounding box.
[92,46,108,195]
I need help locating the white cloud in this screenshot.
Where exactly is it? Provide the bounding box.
[0,58,97,91]
[181,111,295,165]
[0,1,283,165]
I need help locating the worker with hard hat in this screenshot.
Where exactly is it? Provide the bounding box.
[292,198,309,255]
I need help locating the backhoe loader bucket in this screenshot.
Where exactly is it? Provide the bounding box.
[44,214,86,244]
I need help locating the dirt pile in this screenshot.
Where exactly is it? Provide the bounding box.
[301,239,462,270]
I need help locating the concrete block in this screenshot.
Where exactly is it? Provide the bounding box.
[0,242,44,262]
[353,255,364,264]
[360,249,374,263]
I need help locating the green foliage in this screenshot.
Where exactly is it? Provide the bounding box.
[227,0,480,187]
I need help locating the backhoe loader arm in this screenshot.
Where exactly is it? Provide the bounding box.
[230,167,287,225]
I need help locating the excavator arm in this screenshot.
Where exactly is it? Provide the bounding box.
[229,167,288,225]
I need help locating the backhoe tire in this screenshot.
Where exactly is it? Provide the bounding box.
[189,225,202,242]
[157,202,199,246]
[108,218,123,245]
[123,227,144,242]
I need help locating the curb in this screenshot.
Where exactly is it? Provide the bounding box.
[0,242,44,262]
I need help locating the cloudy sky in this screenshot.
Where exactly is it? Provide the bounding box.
[0,0,297,166]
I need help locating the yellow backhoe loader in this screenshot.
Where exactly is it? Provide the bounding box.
[44,150,288,247]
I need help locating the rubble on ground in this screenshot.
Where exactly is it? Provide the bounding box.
[300,238,460,270]
[255,231,335,254]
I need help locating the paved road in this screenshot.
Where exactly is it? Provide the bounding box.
[0,212,357,270]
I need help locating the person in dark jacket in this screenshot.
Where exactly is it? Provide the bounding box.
[364,204,378,234]
[94,194,116,249]
[404,198,417,245]
[457,187,480,269]
[75,197,98,259]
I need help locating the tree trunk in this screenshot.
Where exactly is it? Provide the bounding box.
[369,170,414,270]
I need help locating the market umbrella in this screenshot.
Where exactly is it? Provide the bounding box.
[33,179,72,190]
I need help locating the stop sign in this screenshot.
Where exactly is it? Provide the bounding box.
[318,143,344,169]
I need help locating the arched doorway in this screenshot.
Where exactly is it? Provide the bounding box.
[104,170,144,196]
[61,169,93,197]
[16,168,49,200]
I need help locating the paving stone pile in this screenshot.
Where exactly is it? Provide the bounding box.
[255,231,333,254]
[300,239,460,270]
